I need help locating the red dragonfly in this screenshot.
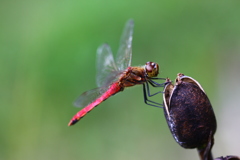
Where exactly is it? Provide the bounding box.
[68,20,164,126]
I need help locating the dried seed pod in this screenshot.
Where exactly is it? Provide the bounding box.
[215,156,240,160]
[163,73,217,151]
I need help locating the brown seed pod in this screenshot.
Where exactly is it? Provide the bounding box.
[215,156,240,160]
[163,73,217,150]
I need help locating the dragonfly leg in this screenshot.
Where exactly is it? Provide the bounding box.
[148,78,166,87]
[142,82,163,108]
[150,77,166,80]
[146,80,164,96]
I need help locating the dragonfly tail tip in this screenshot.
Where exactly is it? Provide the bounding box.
[68,119,79,126]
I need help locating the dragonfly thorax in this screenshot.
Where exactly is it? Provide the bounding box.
[145,62,159,78]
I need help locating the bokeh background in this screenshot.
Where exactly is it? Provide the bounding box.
[1,1,240,160]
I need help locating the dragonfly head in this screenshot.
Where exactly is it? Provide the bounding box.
[145,62,159,78]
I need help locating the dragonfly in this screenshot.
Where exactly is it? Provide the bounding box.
[68,19,165,126]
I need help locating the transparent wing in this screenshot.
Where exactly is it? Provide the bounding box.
[96,20,134,87]
[116,19,134,70]
[96,44,119,87]
[74,86,109,108]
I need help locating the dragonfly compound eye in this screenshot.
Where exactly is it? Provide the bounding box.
[145,61,159,77]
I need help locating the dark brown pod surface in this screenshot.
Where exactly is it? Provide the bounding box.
[163,74,217,149]
[215,156,240,160]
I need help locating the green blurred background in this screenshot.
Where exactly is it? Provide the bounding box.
[1,0,240,160]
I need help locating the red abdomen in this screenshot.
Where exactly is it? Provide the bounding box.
[68,82,122,126]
